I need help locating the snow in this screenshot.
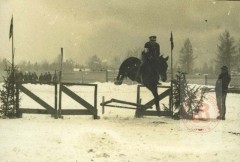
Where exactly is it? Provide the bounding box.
[0,82,240,162]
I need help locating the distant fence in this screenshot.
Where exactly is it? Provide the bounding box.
[186,75,240,87]
[1,70,239,87]
[61,71,240,87]
[61,70,138,85]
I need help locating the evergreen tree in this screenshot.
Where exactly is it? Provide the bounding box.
[216,30,236,72]
[235,39,240,71]
[0,63,18,117]
[179,38,195,74]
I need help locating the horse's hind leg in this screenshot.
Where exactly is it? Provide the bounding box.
[151,86,161,116]
[115,73,124,85]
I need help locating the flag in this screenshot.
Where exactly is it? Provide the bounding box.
[9,16,13,39]
[170,32,174,51]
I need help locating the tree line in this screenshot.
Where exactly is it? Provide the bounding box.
[0,48,140,72]
[0,30,239,74]
[178,30,240,75]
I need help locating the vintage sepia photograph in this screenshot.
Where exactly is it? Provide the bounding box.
[0,0,240,161]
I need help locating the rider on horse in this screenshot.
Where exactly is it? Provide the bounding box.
[136,35,161,81]
[144,35,160,59]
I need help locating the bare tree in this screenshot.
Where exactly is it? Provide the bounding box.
[87,55,105,71]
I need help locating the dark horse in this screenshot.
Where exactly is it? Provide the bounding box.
[114,54,169,115]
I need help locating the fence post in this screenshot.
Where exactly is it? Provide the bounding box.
[54,83,58,118]
[204,74,208,85]
[135,85,142,118]
[58,47,63,118]
[16,83,22,118]
[93,84,99,119]
[106,70,108,82]
[102,96,105,114]
[170,81,173,114]
[58,83,63,118]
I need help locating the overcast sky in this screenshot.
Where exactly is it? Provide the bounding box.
[0,0,239,67]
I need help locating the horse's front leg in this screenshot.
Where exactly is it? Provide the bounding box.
[151,86,161,116]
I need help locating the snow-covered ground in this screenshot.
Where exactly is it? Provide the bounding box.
[0,82,240,162]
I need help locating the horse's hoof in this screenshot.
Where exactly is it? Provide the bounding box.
[114,81,120,85]
[157,111,161,116]
[157,82,162,85]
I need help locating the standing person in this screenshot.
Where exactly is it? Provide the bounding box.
[215,66,231,120]
[42,72,48,82]
[47,72,52,82]
[39,73,44,83]
[24,71,28,82]
[15,70,24,82]
[52,71,58,83]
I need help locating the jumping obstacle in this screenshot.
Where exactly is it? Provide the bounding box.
[58,82,99,119]
[16,81,58,118]
[15,81,99,119]
[15,48,99,119]
[101,85,173,117]
[135,85,173,117]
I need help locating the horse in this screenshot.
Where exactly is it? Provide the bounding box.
[114,54,169,116]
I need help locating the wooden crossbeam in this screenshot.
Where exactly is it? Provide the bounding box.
[60,109,92,115]
[19,85,55,113]
[110,98,151,108]
[100,98,153,115]
[144,88,171,107]
[61,85,97,115]
[61,82,97,87]
[20,108,51,114]
[103,104,137,110]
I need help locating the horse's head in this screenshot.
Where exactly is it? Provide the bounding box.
[157,55,169,82]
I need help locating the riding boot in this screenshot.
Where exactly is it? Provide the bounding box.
[153,68,161,85]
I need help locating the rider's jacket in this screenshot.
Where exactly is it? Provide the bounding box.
[144,41,160,59]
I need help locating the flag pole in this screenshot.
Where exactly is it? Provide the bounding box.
[170,31,174,113]
[170,31,174,81]
[11,16,15,111]
[171,45,173,81]
[12,17,14,73]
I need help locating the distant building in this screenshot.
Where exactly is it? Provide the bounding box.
[73,68,80,72]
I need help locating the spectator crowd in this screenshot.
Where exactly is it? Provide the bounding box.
[15,71,58,83]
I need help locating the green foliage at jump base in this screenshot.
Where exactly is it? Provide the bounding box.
[172,71,207,119]
[0,64,18,118]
